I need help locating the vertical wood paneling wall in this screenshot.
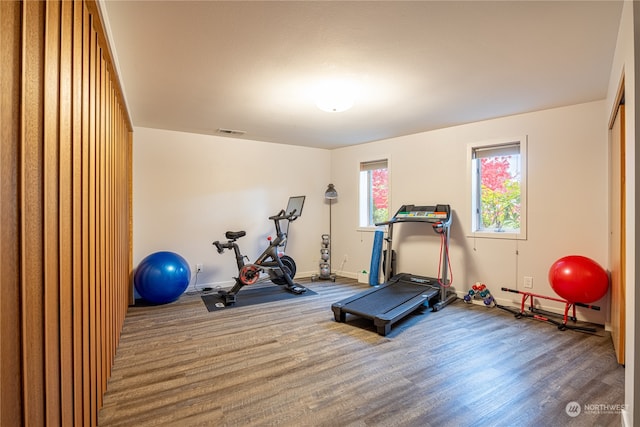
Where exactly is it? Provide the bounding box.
[1,1,133,425]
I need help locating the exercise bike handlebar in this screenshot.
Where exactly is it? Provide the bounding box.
[269,208,299,222]
[213,240,231,253]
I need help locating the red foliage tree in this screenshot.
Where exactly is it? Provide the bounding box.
[372,169,388,209]
[480,157,511,192]
[479,156,520,230]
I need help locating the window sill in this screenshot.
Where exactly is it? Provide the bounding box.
[466,231,526,240]
[358,226,386,233]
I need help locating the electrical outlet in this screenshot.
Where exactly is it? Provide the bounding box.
[196,263,203,273]
[524,276,533,289]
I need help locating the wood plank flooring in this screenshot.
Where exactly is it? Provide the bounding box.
[98,277,624,427]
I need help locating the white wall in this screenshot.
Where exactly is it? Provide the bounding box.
[329,101,609,324]
[133,127,331,289]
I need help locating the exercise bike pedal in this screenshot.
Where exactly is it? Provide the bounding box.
[286,284,307,295]
[217,290,237,305]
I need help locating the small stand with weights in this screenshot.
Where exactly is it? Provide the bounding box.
[463,283,496,307]
[332,204,456,335]
[311,234,336,282]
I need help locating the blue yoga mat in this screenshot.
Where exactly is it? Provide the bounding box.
[369,229,384,286]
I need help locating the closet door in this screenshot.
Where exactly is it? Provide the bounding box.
[609,102,625,365]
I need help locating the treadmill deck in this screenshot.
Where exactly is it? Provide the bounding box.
[332,273,441,335]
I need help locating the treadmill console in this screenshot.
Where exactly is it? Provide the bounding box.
[380,204,451,226]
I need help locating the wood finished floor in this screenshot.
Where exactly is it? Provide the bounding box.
[99,277,624,427]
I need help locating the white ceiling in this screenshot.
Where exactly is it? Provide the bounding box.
[100,1,623,149]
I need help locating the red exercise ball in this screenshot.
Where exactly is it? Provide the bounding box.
[548,255,609,303]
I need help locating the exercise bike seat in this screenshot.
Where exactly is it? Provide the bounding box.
[225,231,246,240]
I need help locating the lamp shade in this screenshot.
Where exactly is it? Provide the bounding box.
[325,184,338,200]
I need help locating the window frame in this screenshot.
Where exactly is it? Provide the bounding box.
[467,137,528,240]
[358,157,391,230]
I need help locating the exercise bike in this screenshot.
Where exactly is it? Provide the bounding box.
[212,208,306,305]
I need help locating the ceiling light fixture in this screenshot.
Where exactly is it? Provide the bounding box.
[314,80,355,113]
[316,94,354,113]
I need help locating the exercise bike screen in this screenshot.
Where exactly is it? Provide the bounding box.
[286,196,305,217]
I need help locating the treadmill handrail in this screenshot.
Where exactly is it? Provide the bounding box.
[375,216,448,226]
[376,204,452,285]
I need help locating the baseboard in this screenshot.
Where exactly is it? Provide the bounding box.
[332,270,358,280]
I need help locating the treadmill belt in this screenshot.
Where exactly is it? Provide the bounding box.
[332,273,445,335]
[346,282,430,314]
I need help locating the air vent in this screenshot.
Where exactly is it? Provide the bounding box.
[216,128,246,136]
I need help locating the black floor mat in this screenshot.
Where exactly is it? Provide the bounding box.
[201,285,317,312]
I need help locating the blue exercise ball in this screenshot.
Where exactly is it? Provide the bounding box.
[134,251,191,304]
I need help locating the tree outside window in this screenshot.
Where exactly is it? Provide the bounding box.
[479,156,520,231]
[371,168,389,225]
[360,159,389,227]
[470,139,527,239]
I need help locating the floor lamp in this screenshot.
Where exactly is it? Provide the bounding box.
[325,184,338,278]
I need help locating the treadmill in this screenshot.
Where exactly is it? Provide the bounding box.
[331,204,456,336]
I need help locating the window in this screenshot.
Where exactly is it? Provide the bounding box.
[359,159,389,227]
[469,138,527,239]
